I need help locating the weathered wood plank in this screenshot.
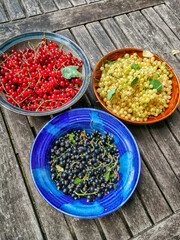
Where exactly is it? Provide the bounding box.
[100,18,131,48]
[0,0,163,44]
[154,4,180,39]
[137,161,172,223]
[3,0,25,20]
[98,211,131,240]
[164,0,180,19]
[133,212,180,240]
[165,111,180,142]
[21,0,42,16]
[28,115,50,133]
[65,217,103,240]
[149,121,180,180]
[56,29,93,108]
[0,110,43,240]
[121,193,152,236]
[114,11,180,211]
[70,0,86,6]
[56,29,75,40]
[39,0,57,13]
[86,0,102,3]
[0,3,8,23]
[114,15,149,49]
[84,21,153,234]
[130,125,180,211]
[127,11,180,78]
[55,0,72,9]
[86,19,172,223]
[2,109,74,240]
[71,25,102,108]
[71,25,102,69]
[86,21,116,55]
[141,7,180,62]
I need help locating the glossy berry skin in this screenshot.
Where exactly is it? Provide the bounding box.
[0,38,83,112]
[49,129,120,202]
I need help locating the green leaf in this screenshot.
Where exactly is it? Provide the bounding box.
[69,133,75,144]
[110,173,114,178]
[107,88,116,100]
[104,171,110,182]
[148,78,162,91]
[114,183,118,189]
[74,177,82,184]
[130,77,139,87]
[131,63,141,70]
[74,83,78,88]
[61,65,82,79]
[107,60,118,65]
[106,166,111,172]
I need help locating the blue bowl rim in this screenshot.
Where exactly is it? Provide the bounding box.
[0,32,91,116]
[29,108,141,218]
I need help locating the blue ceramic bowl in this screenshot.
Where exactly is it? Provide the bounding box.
[30,108,141,218]
[0,32,91,116]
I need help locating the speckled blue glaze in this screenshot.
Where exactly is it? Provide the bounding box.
[30,108,141,218]
[0,32,91,116]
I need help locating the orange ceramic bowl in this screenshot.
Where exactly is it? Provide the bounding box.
[93,48,180,124]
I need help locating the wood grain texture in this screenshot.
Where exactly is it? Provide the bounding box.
[0,0,163,44]
[129,125,180,211]
[121,193,152,235]
[98,211,131,240]
[28,115,51,133]
[154,4,180,39]
[71,25,102,108]
[127,11,180,78]
[165,111,180,142]
[0,3,8,23]
[21,0,42,16]
[85,21,154,234]
[2,109,74,240]
[3,0,25,20]
[65,217,103,240]
[141,7,180,62]
[137,161,172,223]
[164,0,180,19]
[114,10,180,211]
[0,110,43,240]
[70,0,86,6]
[149,121,180,180]
[57,29,93,108]
[100,18,131,48]
[55,0,72,9]
[86,21,116,55]
[114,15,149,49]
[86,0,102,3]
[133,212,180,240]
[38,0,57,13]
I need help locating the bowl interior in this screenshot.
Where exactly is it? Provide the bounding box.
[93,48,180,124]
[0,32,91,116]
[30,108,141,218]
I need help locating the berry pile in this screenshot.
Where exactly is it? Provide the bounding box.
[0,38,83,111]
[49,129,120,202]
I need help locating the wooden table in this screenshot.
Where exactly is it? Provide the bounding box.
[0,0,180,239]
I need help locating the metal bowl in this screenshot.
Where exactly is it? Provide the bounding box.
[0,32,91,116]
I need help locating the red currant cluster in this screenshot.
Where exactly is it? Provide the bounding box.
[0,38,83,111]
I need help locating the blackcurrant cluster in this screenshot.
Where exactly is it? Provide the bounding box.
[49,129,119,202]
